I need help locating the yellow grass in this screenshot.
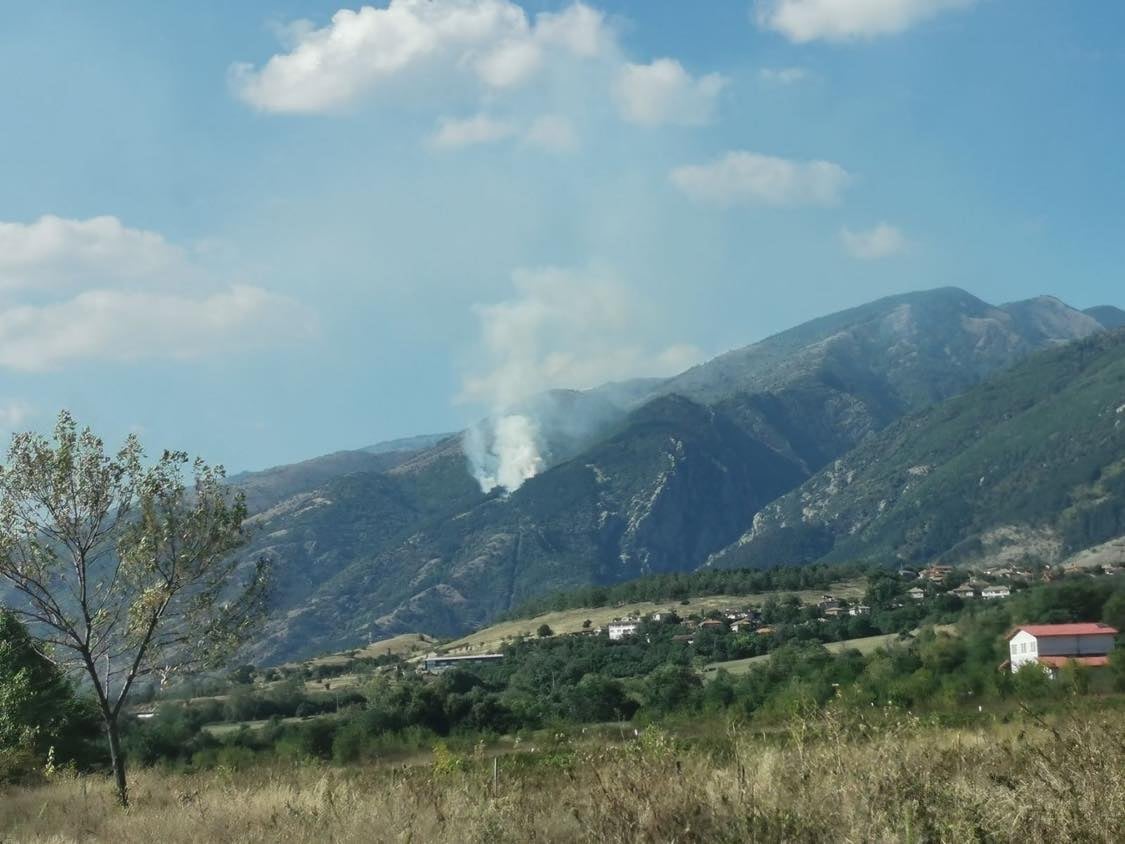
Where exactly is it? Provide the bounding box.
[3,709,1122,843]
[442,580,866,655]
[701,632,905,679]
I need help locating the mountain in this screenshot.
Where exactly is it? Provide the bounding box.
[230,434,453,515]
[239,288,1114,662]
[1086,305,1125,330]
[712,329,1125,570]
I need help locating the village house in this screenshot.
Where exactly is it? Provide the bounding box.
[848,604,871,616]
[1006,623,1118,676]
[607,620,640,640]
[922,564,955,582]
[907,586,926,600]
[730,619,757,633]
[817,595,840,611]
[698,619,726,631]
[951,583,978,600]
[981,584,1010,600]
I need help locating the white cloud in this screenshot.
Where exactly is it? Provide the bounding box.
[841,223,908,259]
[0,215,317,372]
[231,0,613,113]
[758,66,810,84]
[0,215,186,291]
[460,266,702,409]
[429,113,515,148]
[756,0,976,43]
[613,59,727,126]
[522,114,579,152]
[670,151,851,207]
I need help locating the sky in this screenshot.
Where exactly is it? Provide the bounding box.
[0,0,1122,472]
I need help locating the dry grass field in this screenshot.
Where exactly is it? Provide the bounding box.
[2,708,1122,843]
[701,632,906,679]
[442,580,866,655]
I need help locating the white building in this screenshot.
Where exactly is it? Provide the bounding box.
[1007,623,1118,675]
[982,585,1010,600]
[608,620,640,640]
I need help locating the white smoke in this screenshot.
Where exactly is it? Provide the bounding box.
[460,266,703,494]
[463,413,545,494]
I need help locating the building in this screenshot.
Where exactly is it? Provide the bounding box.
[817,595,840,611]
[698,619,726,631]
[981,584,1010,600]
[1007,623,1118,676]
[951,583,978,600]
[730,619,757,632]
[923,564,954,582]
[907,586,926,600]
[424,653,504,674]
[848,604,871,616]
[608,620,640,640]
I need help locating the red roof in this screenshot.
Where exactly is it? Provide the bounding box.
[1010,623,1118,639]
[1036,656,1110,669]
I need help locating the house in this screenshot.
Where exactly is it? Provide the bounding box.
[424,653,504,674]
[951,583,978,600]
[607,620,640,640]
[981,584,1010,600]
[698,619,726,631]
[823,606,846,618]
[817,595,840,611]
[848,604,872,616]
[907,586,926,600]
[730,619,757,633]
[923,564,954,582]
[1007,623,1118,676]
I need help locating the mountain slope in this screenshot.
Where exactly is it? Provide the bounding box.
[241,289,1114,662]
[713,330,1125,570]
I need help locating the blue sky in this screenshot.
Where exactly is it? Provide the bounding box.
[0,0,1122,471]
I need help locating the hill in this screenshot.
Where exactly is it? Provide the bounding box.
[237,288,1114,662]
[713,329,1125,569]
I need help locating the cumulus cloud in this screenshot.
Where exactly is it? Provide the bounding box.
[429,113,516,148]
[0,215,186,291]
[231,0,613,113]
[0,215,317,371]
[841,223,908,259]
[460,266,703,492]
[670,151,851,207]
[613,59,726,126]
[756,0,976,43]
[758,66,810,84]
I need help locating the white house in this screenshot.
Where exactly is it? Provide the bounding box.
[848,604,871,616]
[982,584,1010,600]
[607,620,640,640]
[907,586,926,600]
[1007,623,1118,675]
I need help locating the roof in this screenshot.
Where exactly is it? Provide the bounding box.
[1010,623,1119,639]
[1036,656,1111,669]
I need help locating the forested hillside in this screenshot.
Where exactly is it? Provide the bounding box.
[716,329,1125,569]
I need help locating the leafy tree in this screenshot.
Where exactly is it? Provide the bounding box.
[0,412,268,805]
[537,624,553,638]
[1,611,100,776]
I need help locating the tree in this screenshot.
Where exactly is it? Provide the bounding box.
[1,611,100,777]
[537,623,553,638]
[0,412,267,805]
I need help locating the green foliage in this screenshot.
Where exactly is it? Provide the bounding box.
[735,330,1125,568]
[0,612,101,780]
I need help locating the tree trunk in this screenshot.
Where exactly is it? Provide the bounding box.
[105,714,129,807]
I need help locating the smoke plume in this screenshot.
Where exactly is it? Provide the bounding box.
[460,266,702,494]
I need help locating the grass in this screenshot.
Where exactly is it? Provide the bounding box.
[3,706,1123,842]
[701,632,906,679]
[442,580,866,655]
